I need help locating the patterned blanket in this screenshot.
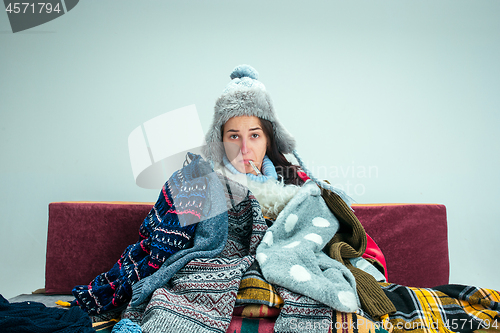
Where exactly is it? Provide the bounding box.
[71,154,500,333]
[121,175,266,333]
[382,283,500,333]
[227,283,500,333]
[120,175,392,333]
[89,283,500,333]
[72,153,226,315]
[236,261,284,308]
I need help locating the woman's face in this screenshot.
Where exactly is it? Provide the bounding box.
[222,116,268,175]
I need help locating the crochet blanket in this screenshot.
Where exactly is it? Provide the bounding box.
[72,153,228,315]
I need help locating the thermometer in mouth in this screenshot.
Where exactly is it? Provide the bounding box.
[248,160,262,176]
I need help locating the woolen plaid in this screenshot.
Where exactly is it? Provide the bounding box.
[381,283,500,332]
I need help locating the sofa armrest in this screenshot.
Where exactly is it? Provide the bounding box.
[352,203,449,288]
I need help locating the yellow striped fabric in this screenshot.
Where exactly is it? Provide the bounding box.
[380,283,500,333]
[236,277,284,308]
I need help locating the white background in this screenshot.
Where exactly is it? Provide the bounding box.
[1,0,499,300]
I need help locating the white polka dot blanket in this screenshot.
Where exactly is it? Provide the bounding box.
[256,180,361,313]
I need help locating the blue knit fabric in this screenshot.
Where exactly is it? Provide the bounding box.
[72,153,223,315]
[0,294,94,333]
[111,319,142,333]
[222,154,278,183]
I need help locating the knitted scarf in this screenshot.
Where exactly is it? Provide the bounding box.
[72,153,226,315]
[321,185,396,320]
[256,181,360,314]
[222,154,278,183]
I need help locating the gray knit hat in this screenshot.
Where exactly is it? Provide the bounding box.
[203,64,296,164]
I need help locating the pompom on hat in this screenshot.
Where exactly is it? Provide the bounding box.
[203,64,354,205]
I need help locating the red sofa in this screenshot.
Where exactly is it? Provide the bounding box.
[44,201,449,295]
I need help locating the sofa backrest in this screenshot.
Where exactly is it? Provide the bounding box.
[45,202,449,294]
[45,202,152,294]
[353,203,449,288]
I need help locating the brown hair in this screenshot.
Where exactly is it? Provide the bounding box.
[258,118,305,186]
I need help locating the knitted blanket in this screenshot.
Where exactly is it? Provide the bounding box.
[119,176,396,333]
[72,153,227,315]
[321,185,396,320]
[121,176,267,333]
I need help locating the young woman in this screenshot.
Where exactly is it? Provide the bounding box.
[202,64,337,222]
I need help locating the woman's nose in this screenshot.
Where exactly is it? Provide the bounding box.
[240,138,249,154]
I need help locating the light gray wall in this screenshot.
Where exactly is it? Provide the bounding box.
[1,0,499,300]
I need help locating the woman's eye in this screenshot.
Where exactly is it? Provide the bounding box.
[252,133,260,138]
[230,134,239,139]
